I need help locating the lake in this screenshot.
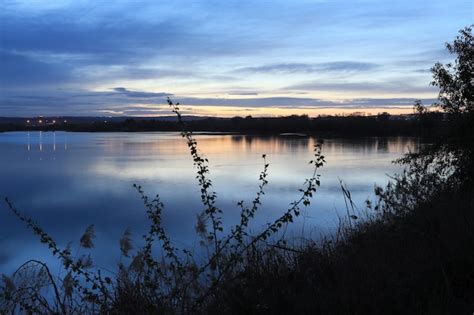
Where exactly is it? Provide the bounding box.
[0,131,422,274]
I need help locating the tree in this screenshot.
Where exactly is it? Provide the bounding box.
[412,25,474,186]
[431,26,473,114]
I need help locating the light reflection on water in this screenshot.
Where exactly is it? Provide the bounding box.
[0,131,422,274]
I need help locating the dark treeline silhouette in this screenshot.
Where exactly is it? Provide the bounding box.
[0,112,447,138]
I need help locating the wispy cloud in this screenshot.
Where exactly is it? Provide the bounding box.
[112,87,172,98]
[227,91,260,96]
[0,50,74,87]
[413,69,432,73]
[283,80,437,94]
[236,61,379,74]
[317,62,379,72]
[0,87,437,116]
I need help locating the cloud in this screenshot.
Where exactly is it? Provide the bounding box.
[317,62,379,72]
[0,10,189,64]
[0,87,438,116]
[236,61,379,74]
[0,50,74,87]
[176,96,437,109]
[0,88,172,116]
[283,80,438,94]
[227,91,259,96]
[413,69,432,73]
[112,87,172,98]
[0,1,279,69]
[0,1,279,90]
[237,63,317,74]
[343,98,438,107]
[77,66,197,82]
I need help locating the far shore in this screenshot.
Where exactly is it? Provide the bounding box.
[0,113,446,138]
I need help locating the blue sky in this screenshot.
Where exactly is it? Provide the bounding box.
[0,0,472,116]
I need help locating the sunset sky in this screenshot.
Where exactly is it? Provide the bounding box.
[0,0,472,117]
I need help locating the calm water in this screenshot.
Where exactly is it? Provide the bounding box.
[0,132,422,273]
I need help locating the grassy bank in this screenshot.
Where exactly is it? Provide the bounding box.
[203,184,474,314]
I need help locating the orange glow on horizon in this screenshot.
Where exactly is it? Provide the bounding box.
[182,106,416,117]
[99,105,418,118]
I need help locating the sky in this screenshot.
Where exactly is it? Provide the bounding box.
[0,0,472,117]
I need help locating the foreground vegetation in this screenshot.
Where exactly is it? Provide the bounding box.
[1,26,473,314]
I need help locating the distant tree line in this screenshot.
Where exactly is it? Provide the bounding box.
[0,112,447,138]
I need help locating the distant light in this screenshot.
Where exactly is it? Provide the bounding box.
[26,120,30,124]
[38,120,43,123]
[52,120,56,124]
[64,120,68,123]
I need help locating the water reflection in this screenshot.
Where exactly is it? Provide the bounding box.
[0,132,422,274]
